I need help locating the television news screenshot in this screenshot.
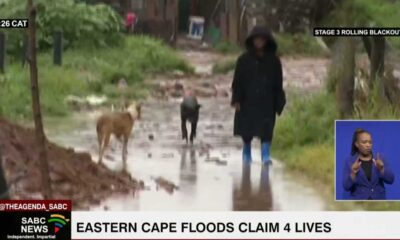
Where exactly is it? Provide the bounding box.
[1,0,400,239]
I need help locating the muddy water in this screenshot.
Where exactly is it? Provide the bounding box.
[46,49,328,211]
[46,97,326,211]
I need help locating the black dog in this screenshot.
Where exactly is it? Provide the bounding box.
[180,95,201,144]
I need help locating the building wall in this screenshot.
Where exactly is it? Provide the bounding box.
[139,0,176,21]
[227,0,240,44]
[197,0,217,25]
[135,0,178,46]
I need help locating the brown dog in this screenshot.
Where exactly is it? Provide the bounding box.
[96,102,142,171]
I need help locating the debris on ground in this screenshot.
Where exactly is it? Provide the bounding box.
[161,153,174,159]
[151,80,228,99]
[152,177,179,194]
[118,78,128,90]
[86,95,108,106]
[172,70,185,77]
[65,95,108,111]
[148,49,234,100]
[105,155,115,161]
[0,118,138,209]
[205,156,228,166]
[148,134,155,141]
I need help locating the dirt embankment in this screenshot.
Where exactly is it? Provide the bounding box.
[0,118,138,209]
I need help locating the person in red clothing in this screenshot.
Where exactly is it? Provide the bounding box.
[125,10,137,34]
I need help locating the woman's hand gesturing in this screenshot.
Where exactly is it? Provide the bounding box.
[351,158,362,180]
[374,153,385,174]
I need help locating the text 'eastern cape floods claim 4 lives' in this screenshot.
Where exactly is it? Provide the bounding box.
[76,222,332,234]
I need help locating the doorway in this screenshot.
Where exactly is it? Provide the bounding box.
[178,0,191,32]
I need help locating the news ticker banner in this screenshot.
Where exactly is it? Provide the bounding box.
[1,200,400,239]
[71,211,400,239]
[0,200,400,240]
[314,27,400,37]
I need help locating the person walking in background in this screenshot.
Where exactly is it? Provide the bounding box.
[342,128,394,200]
[231,26,286,165]
[125,10,137,34]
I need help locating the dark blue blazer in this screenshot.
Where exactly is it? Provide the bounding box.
[342,154,395,200]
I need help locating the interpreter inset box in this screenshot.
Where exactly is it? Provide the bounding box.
[335,120,400,201]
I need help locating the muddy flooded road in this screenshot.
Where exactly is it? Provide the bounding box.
[47,98,326,211]
[46,49,329,211]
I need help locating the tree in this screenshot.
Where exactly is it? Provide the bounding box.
[246,0,340,33]
[336,37,355,118]
[27,0,52,199]
[326,0,356,118]
[353,1,400,108]
[327,0,400,117]
[362,36,385,88]
[370,37,385,82]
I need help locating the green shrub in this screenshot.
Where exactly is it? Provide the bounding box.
[275,33,328,57]
[103,84,147,100]
[0,68,31,120]
[0,36,192,121]
[214,41,242,54]
[321,0,400,50]
[271,92,336,206]
[273,92,337,151]
[125,36,193,74]
[353,79,400,119]
[215,33,329,59]
[272,91,400,211]
[0,0,123,56]
[280,143,334,185]
[212,58,236,74]
[62,36,192,85]
[0,62,88,120]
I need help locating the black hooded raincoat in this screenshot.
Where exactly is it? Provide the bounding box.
[231,26,286,142]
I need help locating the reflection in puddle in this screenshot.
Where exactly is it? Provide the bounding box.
[233,163,273,211]
[46,99,326,211]
[179,147,197,190]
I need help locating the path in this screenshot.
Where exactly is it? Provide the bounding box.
[46,47,330,211]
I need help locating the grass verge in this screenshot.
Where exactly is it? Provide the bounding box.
[272,91,400,210]
[212,33,329,75]
[213,58,237,74]
[0,36,192,121]
[275,33,329,57]
[214,41,242,54]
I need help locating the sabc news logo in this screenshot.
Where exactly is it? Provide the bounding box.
[21,214,70,234]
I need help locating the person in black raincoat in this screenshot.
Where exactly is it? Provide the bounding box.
[231,26,286,164]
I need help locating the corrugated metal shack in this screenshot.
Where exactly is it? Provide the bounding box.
[134,0,179,46]
[177,0,243,45]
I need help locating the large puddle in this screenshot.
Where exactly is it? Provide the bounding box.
[46,98,327,211]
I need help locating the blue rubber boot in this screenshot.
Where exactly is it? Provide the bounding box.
[261,142,272,165]
[242,143,252,164]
